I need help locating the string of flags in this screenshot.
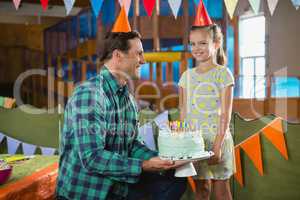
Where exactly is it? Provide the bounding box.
[0,132,57,156]
[234,117,289,187]
[11,0,300,19]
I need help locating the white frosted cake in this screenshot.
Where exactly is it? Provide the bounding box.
[158,129,205,160]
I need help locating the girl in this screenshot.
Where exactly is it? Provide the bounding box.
[178,24,235,200]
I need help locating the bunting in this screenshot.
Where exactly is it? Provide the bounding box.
[187,177,196,193]
[267,0,279,16]
[7,136,21,155]
[40,0,48,11]
[168,0,182,19]
[118,0,132,15]
[4,98,16,109]
[22,143,37,156]
[193,0,200,6]
[41,147,56,155]
[0,133,4,144]
[63,0,75,15]
[234,146,244,187]
[13,0,21,10]
[0,97,4,107]
[234,117,288,187]
[90,0,104,17]
[262,118,288,160]
[240,133,264,176]
[112,6,131,32]
[291,0,300,10]
[143,0,156,17]
[224,0,238,19]
[248,0,261,14]
[138,123,156,151]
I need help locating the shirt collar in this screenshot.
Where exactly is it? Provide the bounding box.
[100,66,128,95]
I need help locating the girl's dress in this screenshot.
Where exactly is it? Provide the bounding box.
[178,66,235,180]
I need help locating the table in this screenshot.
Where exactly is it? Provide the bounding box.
[0,156,58,200]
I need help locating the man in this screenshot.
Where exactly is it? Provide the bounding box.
[56,31,187,200]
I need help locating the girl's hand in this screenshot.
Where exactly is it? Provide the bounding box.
[207,147,222,165]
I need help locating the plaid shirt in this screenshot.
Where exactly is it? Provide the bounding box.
[56,66,157,200]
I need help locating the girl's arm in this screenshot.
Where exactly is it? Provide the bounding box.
[179,87,187,121]
[209,85,234,165]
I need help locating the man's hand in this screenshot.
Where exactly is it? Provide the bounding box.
[142,157,185,172]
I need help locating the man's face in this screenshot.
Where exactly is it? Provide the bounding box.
[119,38,145,80]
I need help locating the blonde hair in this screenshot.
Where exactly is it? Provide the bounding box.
[190,24,227,65]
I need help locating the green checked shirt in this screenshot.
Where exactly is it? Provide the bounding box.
[56,66,157,200]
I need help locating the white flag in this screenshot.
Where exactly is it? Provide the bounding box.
[41,147,56,155]
[138,123,156,151]
[249,0,261,14]
[154,111,169,129]
[168,0,182,19]
[0,132,4,144]
[22,143,37,156]
[7,137,21,155]
[118,0,132,15]
[267,0,279,15]
[63,0,75,15]
[224,0,238,19]
[291,0,300,10]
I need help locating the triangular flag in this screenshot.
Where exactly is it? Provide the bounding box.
[154,110,169,128]
[262,118,288,160]
[112,6,132,32]
[118,0,132,15]
[4,98,16,109]
[234,146,244,187]
[248,0,261,14]
[240,133,264,176]
[13,0,21,10]
[7,136,21,155]
[90,0,104,17]
[40,0,48,11]
[224,0,238,19]
[291,0,300,10]
[143,0,156,17]
[0,96,4,107]
[0,132,4,143]
[168,0,182,19]
[193,0,200,6]
[22,143,37,156]
[267,0,279,16]
[41,147,56,155]
[63,0,75,15]
[138,123,156,151]
[193,0,212,26]
[187,176,196,193]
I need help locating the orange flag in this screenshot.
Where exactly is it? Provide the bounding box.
[187,176,196,193]
[234,146,244,187]
[240,133,264,176]
[4,98,16,109]
[112,6,131,32]
[262,118,288,160]
[193,0,213,26]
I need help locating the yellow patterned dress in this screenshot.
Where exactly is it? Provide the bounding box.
[178,65,235,180]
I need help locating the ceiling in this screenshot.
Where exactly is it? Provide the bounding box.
[0,1,85,25]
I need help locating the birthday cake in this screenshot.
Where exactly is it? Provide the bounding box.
[158,122,206,160]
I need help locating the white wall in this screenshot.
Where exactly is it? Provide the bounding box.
[267,0,300,76]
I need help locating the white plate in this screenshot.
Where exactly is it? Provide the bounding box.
[160,151,214,162]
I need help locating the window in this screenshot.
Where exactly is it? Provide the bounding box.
[238,15,266,98]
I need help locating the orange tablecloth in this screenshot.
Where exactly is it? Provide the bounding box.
[0,163,58,200]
